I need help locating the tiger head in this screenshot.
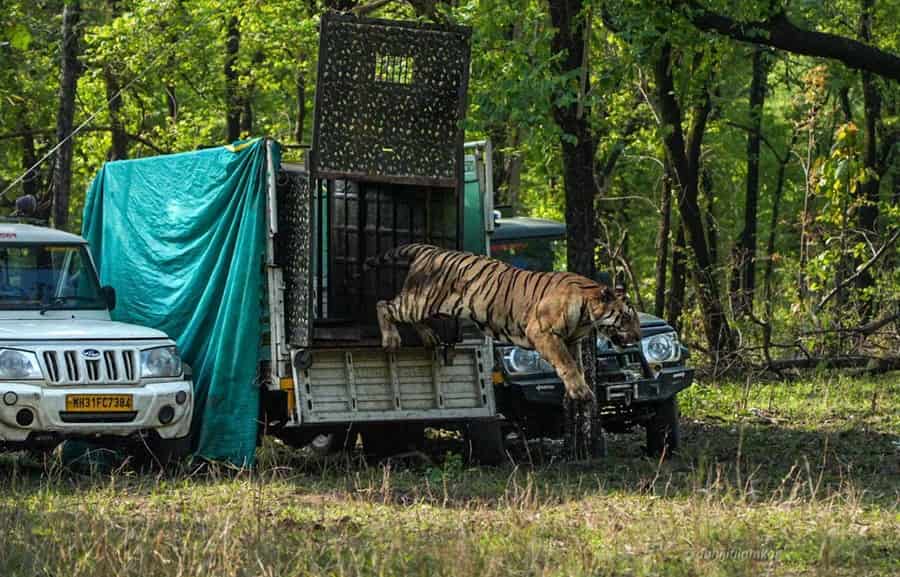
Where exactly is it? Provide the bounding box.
[587,286,641,346]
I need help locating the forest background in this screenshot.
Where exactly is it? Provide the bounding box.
[1,0,898,372]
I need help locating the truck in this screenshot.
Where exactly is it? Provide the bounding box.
[82,14,505,465]
[489,216,694,456]
[0,222,193,462]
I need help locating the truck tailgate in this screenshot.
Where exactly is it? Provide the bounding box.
[294,344,494,423]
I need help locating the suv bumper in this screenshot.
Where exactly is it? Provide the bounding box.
[0,380,193,444]
[596,367,693,405]
[502,366,694,406]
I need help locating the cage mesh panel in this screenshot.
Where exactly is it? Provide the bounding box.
[328,181,457,331]
[313,14,470,184]
[276,169,312,347]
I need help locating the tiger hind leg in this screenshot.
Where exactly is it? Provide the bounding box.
[376,300,404,351]
[414,323,440,349]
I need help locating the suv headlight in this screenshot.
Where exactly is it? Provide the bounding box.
[641,332,681,364]
[0,349,42,380]
[501,346,553,375]
[141,346,183,378]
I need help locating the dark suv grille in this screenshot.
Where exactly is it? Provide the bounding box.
[596,347,646,382]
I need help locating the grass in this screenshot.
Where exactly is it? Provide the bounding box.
[1,374,898,576]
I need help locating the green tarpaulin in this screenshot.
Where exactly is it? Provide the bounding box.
[82,138,277,467]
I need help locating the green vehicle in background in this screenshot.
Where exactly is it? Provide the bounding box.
[486,217,694,456]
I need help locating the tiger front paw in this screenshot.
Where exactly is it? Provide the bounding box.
[565,382,595,401]
[382,332,402,352]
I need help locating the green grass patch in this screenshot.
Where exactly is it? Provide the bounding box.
[2,375,898,576]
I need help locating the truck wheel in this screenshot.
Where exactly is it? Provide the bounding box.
[646,397,680,457]
[464,418,506,465]
[309,427,358,456]
[361,423,424,462]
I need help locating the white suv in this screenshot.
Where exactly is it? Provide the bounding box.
[0,223,192,460]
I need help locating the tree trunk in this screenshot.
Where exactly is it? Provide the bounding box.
[165,84,177,121]
[548,0,597,278]
[225,16,241,142]
[164,1,180,122]
[855,0,881,314]
[240,99,253,135]
[654,43,734,355]
[763,131,798,314]
[104,0,127,161]
[732,48,768,316]
[702,169,718,269]
[52,0,82,230]
[20,124,38,198]
[104,69,127,161]
[506,128,524,214]
[667,222,686,331]
[839,85,853,122]
[294,69,306,144]
[654,168,672,318]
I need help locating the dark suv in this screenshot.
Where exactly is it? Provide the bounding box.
[490,217,694,455]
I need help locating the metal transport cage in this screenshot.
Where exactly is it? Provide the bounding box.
[262,14,496,431]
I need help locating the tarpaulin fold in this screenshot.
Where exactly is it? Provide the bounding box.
[82,138,277,466]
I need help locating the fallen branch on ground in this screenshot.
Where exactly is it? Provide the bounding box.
[763,355,900,374]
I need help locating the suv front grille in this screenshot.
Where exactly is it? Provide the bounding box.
[42,349,139,384]
[596,347,646,382]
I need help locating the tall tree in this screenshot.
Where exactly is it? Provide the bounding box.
[224,15,241,142]
[654,166,672,318]
[547,0,597,277]
[19,122,38,198]
[103,0,127,161]
[855,0,882,312]
[52,0,82,230]
[654,42,734,354]
[667,222,686,331]
[731,48,769,316]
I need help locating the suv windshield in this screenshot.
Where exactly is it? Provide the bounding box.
[492,237,567,272]
[0,244,106,310]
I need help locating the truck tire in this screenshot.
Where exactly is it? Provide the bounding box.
[646,397,680,457]
[464,418,506,465]
[309,427,359,456]
[360,423,425,462]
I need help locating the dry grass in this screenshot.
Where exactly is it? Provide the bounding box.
[1,374,898,576]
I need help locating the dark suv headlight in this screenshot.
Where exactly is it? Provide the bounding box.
[641,332,681,364]
[500,346,553,375]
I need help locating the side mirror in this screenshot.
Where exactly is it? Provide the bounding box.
[101,286,116,311]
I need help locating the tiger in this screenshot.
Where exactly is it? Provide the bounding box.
[371,243,641,400]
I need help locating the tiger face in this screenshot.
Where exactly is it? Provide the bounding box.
[588,287,641,346]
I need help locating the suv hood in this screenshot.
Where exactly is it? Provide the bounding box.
[637,312,674,338]
[0,319,170,342]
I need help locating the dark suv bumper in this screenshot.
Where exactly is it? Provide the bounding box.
[596,367,693,405]
[501,366,694,407]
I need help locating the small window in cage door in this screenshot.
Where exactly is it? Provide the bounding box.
[374,53,414,85]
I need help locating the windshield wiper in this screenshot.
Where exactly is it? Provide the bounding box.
[39,297,68,315]
[39,296,97,315]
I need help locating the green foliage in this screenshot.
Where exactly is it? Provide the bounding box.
[1,0,899,359]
